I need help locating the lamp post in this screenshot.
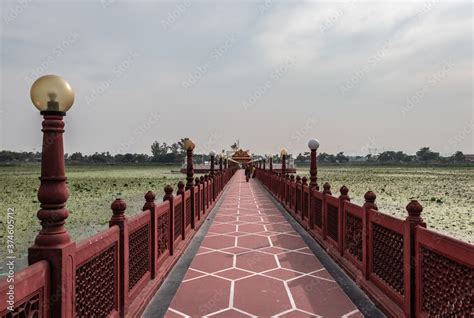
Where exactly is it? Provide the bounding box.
[280,148,288,175]
[184,138,195,190]
[219,154,223,171]
[209,150,216,176]
[269,154,273,172]
[263,157,266,170]
[28,75,76,317]
[308,139,320,190]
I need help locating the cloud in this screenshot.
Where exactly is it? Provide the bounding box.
[0,1,472,155]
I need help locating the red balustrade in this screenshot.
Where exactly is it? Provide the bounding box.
[255,167,473,318]
[1,167,238,318]
[0,261,50,318]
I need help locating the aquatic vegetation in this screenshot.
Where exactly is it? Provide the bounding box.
[297,166,473,243]
[0,164,472,272]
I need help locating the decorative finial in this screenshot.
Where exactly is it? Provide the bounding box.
[364,191,377,210]
[111,198,127,220]
[323,182,331,195]
[301,176,308,186]
[163,185,174,201]
[406,199,423,222]
[177,181,185,195]
[339,186,350,201]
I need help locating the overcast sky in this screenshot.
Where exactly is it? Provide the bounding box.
[1,0,472,156]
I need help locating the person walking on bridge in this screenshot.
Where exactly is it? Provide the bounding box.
[244,164,251,182]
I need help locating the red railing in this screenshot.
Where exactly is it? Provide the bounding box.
[0,261,50,318]
[75,226,120,317]
[1,166,238,318]
[256,168,473,318]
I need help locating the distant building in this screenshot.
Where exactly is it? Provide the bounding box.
[465,154,474,162]
[348,156,368,162]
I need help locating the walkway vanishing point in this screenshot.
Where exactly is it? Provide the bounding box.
[143,171,382,317]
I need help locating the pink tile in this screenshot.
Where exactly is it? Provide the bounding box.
[208,309,251,317]
[263,268,304,281]
[214,268,254,280]
[234,275,292,316]
[237,235,271,249]
[278,252,323,273]
[201,235,236,250]
[270,234,307,250]
[236,251,278,273]
[287,276,357,316]
[170,276,231,316]
[190,251,234,273]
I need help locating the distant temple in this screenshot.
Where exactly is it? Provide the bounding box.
[231,149,252,164]
[180,148,296,173]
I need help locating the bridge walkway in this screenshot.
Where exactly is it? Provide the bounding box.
[144,171,377,317]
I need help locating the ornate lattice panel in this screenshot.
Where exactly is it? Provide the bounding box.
[303,192,309,219]
[128,224,149,290]
[296,188,302,213]
[174,202,183,239]
[345,213,363,262]
[327,204,339,242]
[372,224,404,295]
[76,245,117,317]
[185,197,192,227]
[421,247,473,316]
[2,291,41,318]
[157,211,169,259]
[313,198,323,228]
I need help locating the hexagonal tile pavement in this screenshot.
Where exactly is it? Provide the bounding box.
[160,172,363,317]
[201,234,235,249]
[234,275,292,316]
[190,251,234,273]
[238,223,266,233]
[169,276,231,316]
[287,275,358,316]
[237,234,271,249]
[278,251,323,273]
[236,251,278,273]
[270,234,307,250]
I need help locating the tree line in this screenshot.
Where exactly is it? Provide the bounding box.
[293,147,469,164]
[0,144,470,165]
[0,139,210,164]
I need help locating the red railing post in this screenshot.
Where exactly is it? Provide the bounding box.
[405,200,426,317]
[177,181,186,240]
[322,182,332,240]
[339,186,350,256]
[302,176,308,224]
[28,114,76,318]
[289,175,295,211]
[295,175,301,217]
[362,191,377,280]
[195,177,202,221]
[163,185,175,255]
[309,145,319,190]
[143,191,157,279]
[204,175,209,210]
[109,198,129,317]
